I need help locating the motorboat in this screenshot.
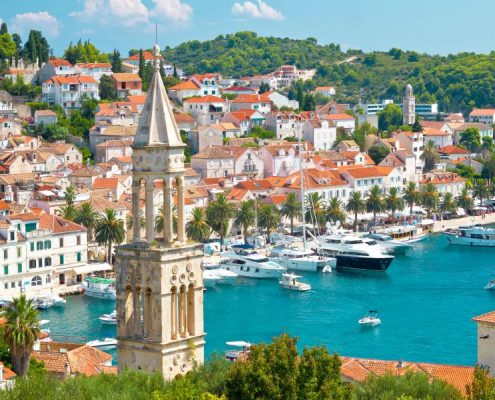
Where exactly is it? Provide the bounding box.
[322,265,332,273]
[269,244,336,272]
[445,226,495,247]
[82,277,116,300]
[485,279,495,290]
[86,338,117,349]
[224,341,252,362]
[47,293,66,307]
[219,247,286,279]
[379,220,433,243]
[279,273,311,292]
[35,297,54,310]
[316,234,394,272]
[203,270,220,288]
[363,233,413,255]
[203,262,238,284]
[99,310,117,325]
[358,310,381,327]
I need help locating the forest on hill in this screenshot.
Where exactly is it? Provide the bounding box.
[163,31,495,113]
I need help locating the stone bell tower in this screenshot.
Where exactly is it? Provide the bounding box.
[115,42,205,379]
[403,83,416,126]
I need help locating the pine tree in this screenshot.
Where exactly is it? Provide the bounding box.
[0,23,8,35]
[111,48,122,72]
[138,49,145,80]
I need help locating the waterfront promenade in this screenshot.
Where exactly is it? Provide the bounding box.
[433,213,495,232]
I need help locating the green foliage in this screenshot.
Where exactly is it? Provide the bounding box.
[378,104,403,132]
[1,76,40,99]
[234,200,256,243]
[368,144,390,164]
[466,365,495,400]
[95,208,125,263]
[248,125,276,140]
[99,75,118,100]
[257,204,280,241]
[421,141,440,172]
[354,371,463,400]
[206,193,237,246]
[460,128,481,153]
[64,39,109,64]
[280,193,301,234]
[186,208,211,243]
[36,124,69,141]
[352,122,377,151]
[163,32,343,77]
[23,30,50,66]
[225,334,351,400]
[111,48,123,73]
[0,33,16,62]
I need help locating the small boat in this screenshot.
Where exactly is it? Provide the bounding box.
[220,246,286,279]
[82,277,116,300]
[49,294,66,307]
[225,341,251,362]
[35,297,54,310]
[269,244,336,272]
[203,263,238,284]
[203,270,220,288]
[445,225,495,247]
[98,310,117,325]
[485,279,495,290]
[86,338,117,349]
[279,273,311,292]
[322,265,332,273]
[358,310,381,327]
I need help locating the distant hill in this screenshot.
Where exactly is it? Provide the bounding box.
[163,31,495,113]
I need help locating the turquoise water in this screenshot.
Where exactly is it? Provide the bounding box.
[41,234,495,366]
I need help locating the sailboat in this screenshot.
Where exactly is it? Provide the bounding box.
[268,133,336,271]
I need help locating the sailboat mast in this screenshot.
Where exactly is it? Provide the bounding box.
[299,130,307,250]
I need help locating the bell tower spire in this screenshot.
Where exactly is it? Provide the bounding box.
[115,37,205,380]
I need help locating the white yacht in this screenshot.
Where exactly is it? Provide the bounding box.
[47,293,66,307]
[203,270,220,288]
[203,262,238,284]
[269,244,336,272]
[484,279,495,290]
[358,310,381,327]
[379,220,434,243]
[445,226,495,247]
[363,233,413,255]
[86,338,117,349]
[316,234,394,272]
[279,273,311,291]
[219,248,286,279]
[82,277,116,300]
[98,310,117,325]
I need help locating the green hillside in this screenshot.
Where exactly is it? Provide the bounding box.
[163,32,495,113]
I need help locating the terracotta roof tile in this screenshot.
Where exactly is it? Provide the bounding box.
[32,351,68,373]
[169,80,200,90]
[112,73,141,83]
[438,145,470,155]
[472,311,495,324]
[38,214,86,234]
[184,95,225,103]
[470,108,495,116]
[93,178,119,190]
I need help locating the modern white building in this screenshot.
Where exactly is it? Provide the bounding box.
[74,62,112,82]
[303,119,337,150]
[469,109,495,125]
[42,76,99,112]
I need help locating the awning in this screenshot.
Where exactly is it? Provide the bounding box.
[69,263,113,275]
[38,190,55,196]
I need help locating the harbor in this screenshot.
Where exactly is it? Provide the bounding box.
[38,231,495,367]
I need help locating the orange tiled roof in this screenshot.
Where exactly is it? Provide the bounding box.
[170,80,200,90]
[48,58,72,67]
[127,94,146,104]
[93,178,119,190]
[112,73,141,83]
[470,108,495,116]
[237,180,273,191]
[1,364,15,380]
[473,311,495,324]
[232,93,271,103]
[9,212,39,222]
[67,345,113,376]
[285,168,347,189]
[38,214,86,234]
[340,166,394,179]
[174,112,195,123]
[438,145,470,155]
[227,188,249,201]
[340,356,474,396]
[323,113,354,121]
[127,51,162,61]
[32,351,68,373]
[184,95,225,103]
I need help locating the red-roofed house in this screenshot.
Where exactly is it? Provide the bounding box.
[231,94,272,114]
[420,171,465,197]
[438,145,471,160]
[469,108,495,125]
[314,86,336,97]
[0,362,15,389]
[34,109,58,125]
[190,73,221,96]
[74,62,112,82]
[111,73,142,98]
[168,80,201,102]
[183,95,228,125]
[473,310,495,375]
[322,113,355,133]
[259,142,315,177]
[422,126,453,148]
[303,119,337,150]
[95,139,133,163]
[221,109,265,135]
[340,165,403,195]
[38,58,75,83]
[42,75,99,111]
[92,177,126,199]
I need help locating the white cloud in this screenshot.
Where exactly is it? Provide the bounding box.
[153,0,193,25]
[11,12,60,38]
[70,0,193,27]
[69,0,103,18]
[232,0,285,20]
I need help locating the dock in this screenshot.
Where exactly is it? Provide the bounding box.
[433,212,495,233]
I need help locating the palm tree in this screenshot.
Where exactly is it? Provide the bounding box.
[420,140,440,172]
[305,192,326,231]
[440,192,457,216]
[206,194,236,248]
[421,183,439,217]
[385,187,404,220]
[326,197,346,226]
[366,185,385,221]
[234,200,256,244]
[95,208,125,263]
[154,205,177,234]
[75,203,100,241]
[457,187,474,213]
[280,193,301,234]
[346,191,366,232]
[258,204,279,243]
[403,181,422,216]
[64,185,77,206]
[185,207,211,242]
[58,204,77,222]
[3,295,40,376]
[473,179,490,206]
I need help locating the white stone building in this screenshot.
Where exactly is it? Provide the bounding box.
[303,119,337,150]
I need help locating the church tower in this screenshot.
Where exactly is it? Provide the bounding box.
[403,84,416,125]
[115,42,205,379]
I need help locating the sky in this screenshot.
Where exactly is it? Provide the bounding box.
[2,0,495,57]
